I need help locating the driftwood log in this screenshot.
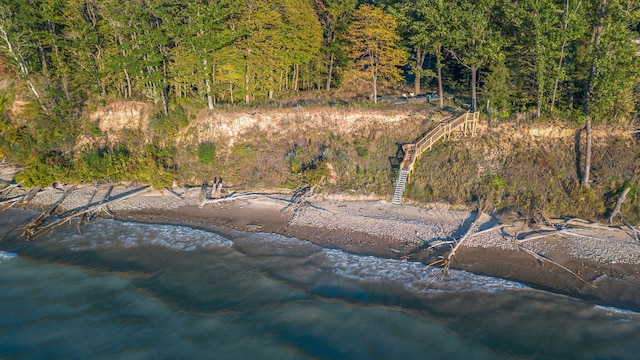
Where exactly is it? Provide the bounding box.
[76,183,100,231]
[199,191,293,208]
[437,210,484,275]
[18,185,77,240]
[607,187,639,241]
[609,187,631,224]
[8,185,150,241]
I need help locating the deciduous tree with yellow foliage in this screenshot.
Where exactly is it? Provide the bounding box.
[344,4,406,103]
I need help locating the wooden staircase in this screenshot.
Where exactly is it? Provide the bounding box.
[392,112,479,205]
[391,169,409,205]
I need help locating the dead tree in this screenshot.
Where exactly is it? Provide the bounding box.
[18,185,76,240]
[77,183,100,231]
[22,185,149,239]
[432,210,484,275]
[607,187,639,241]
[22,186,41,204]
[281,184,315,220]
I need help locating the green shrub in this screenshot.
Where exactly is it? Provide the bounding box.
[287,145,303,173]
[150,107,189,137]
[85,122,103,136]
[473,172,508,209]
[74,146,130,182]
[198,142,216,165]
[15,151,70,187]
[71,144,176,188]
[356,146,369,157]
[304,161,330,186]
[127,145,176,188]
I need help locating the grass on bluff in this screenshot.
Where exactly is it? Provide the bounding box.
[1,87,638,225]
[404,125,640,224]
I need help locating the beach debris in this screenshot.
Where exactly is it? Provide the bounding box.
[198,178,224,205]
[607,187,639,242]
[22,186,42,204]
[282,184,314,213]
[0,182,22,196]
[199,190,293,208]
[426,210,484,276]
[0,182,27,209]
[76,183,100,231]
[515,243,596,288]
[9,184,150,241]
[164,187,183,200]
[281,184,334,221]
[16,184,77,240]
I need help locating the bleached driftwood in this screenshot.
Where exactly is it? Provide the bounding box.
[468,223,508,237]
[21,186,41,204]
[199,191,292,208]
[17,185,150,241]
[18,185,77,240]
[281,185,315,217]
[199,182,209,203]
[77,183,100,231]
[164,187,184,200]
[0,182,22,196]
[0,194,26,208]
[425,211,484,275]
[609,187,630,224]
[516,243,596,288]
[439,210,484,274]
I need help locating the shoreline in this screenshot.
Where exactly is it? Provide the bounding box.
[3,185,640,311]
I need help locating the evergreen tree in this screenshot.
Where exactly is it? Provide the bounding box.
[314,0,357,90]
[447,0,502,112]
[391,0,450,105]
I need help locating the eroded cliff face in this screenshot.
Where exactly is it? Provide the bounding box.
[87,101,636,149]
[88,103,425,148]
[186,108,412,147]
[92,101,152,135]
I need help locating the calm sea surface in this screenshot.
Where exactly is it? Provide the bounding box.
[0,209,638,359]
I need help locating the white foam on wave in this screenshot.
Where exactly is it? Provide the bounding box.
[233,232,323,257]
[58,219,233,251]
[321,249,528,295]
[594,304,640,316]
[0,251,18,263]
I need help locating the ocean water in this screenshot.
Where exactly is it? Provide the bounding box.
[0,209,639,359]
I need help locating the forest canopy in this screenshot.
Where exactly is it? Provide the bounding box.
[0,0,639,225]
[0,0,638,117]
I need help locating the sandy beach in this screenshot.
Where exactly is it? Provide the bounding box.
[3,184,640,311]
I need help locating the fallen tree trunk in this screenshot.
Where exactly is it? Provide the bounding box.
[19,185,77,240]
[619,215,640,242]
[77,183,100,231]
[0,182,22,196]
[199,191,293,208]
[0,194,26,208]
[425,210,485,274]
[516,243,596,288]
[439,210,484,275]
[17,185,150,241]
[281,185,316,220]
[609,187,630,224]
[22,186,41,204]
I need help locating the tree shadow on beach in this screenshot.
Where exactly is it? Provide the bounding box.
[405,211,489,264]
